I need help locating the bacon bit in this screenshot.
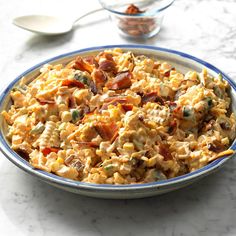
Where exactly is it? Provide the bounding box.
[208,140,225,153]
[99,59,117,74]
[36,98,55,105]
[202,120,215,132]
[125,4,145,14]
[141,92,164,105]
[61,79,85,88]
[107,71,132,90]
[89,80,98,94]
[94,122,118,142]
[121,104,133,112]
[153,62,161,69]
[42,147,59,156]
[81,110,97,123]
[173,106,183,119]
[92,69,107,85]
[97,52,114,61]
[166,101,177,112]
[101,97,129,110]
[73,56,93,73]
[163,68,175,77]
[77,142,98,148]
[83,56,99,68]
[220,122,231,130]
[159,143,173,161]
[168,119,177,134]
[68,96,77,108]
[104,96,128,103]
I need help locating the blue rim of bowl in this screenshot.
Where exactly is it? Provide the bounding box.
[0,44,235,192]
[99,0,175,17]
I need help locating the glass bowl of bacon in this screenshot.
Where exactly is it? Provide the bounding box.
[99,0,175,38]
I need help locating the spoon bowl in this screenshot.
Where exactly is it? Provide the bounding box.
[13,15,73,35]
[13,8,103,35]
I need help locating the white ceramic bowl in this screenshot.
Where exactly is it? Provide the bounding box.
[0,45,235,199]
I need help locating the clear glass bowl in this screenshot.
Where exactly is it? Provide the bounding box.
[99,0,175,39]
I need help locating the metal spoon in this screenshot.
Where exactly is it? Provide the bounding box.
[13,8,104,35]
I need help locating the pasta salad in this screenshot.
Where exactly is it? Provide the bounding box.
[2,48,235,184]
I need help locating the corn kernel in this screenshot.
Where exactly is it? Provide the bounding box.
[221,137,229,145]
[61,111,72,122]
[57,157,64,164]
[147,156,157,167]
[123,142,134,151]
[113,172,125,184]
[51,162,60,172]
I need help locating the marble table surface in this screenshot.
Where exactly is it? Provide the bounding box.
[0,0,236,235]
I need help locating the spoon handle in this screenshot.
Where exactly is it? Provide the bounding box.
[72,8,104,25]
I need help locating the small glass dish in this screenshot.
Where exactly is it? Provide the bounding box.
[99,0,175,39]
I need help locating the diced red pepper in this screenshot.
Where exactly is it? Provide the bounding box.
[42,147,59,156]
[107,71,132,90]
[94,122,118,142]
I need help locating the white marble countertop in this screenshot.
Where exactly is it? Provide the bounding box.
[1,0,236,235]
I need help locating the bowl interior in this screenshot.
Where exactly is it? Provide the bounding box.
[0,45,235,192]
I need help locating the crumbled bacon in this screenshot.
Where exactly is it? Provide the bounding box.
[36,98,55,105]
[125,4,145,14]
[83,56,99,68]
[107,71,132,90]
[208,140,225,153]
[168,119,177,134]
[61,79,85,88]
[121,104,133,112]
[77,142,98,148]
[94,122,118,142]
[141,92,164,105]
[166,101,177,112]
[99,59,117,74]
[92,69,107,86]
[159,143,173,161]
[101,96,129,110]
[73,56,93,73]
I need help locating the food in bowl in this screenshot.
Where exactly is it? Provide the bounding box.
[118,4,157,37]
[2,48,235,184]
[99,0,175,38]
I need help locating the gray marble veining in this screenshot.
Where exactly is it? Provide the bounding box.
[0,0,236,235]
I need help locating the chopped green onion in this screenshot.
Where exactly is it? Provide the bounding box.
[218,73,223,81]
[183,106,191,117]
[213,86,223,98]
[153,170,167,180]
[71,109,82,123]
[205,97,213,108]
[104,164,114,171]
[74,72,90,86]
